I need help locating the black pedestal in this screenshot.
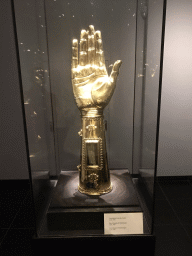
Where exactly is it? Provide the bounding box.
[47,170,142,231]
[32,235,156,255]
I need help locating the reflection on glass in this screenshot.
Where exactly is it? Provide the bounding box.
[14,0,56,174]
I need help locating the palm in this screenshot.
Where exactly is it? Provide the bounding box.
[71,25,122,110]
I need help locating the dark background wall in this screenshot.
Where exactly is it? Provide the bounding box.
[157,0,192,176]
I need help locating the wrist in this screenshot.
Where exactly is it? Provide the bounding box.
[81,107,103,118]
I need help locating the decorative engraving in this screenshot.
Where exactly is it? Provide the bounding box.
[99,138,103,168]
[82,140,86,170]
[87,173,99,188]
[77,164,81,172]
[78,129,82,136]
[86,124,97,138]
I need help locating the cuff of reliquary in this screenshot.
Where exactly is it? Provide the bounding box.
[81,108,103,117]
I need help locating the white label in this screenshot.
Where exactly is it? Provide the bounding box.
[104,212,143,235]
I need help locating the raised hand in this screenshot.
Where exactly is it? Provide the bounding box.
[71,25,122,110]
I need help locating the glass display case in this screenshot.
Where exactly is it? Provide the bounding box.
[13,0,166,252]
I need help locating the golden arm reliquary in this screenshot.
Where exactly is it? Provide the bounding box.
[71,25,122,195]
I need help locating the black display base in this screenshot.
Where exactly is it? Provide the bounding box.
[47,170,142,231]
[32,234,156,255]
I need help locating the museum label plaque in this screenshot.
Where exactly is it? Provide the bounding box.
[104,212,143,235]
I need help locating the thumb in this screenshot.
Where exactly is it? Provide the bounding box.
[109,60,122,83]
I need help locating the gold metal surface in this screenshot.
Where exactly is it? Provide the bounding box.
[71,25,122,195]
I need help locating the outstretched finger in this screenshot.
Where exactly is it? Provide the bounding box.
[79,30,88,66]
[72,39,78,70]
[95,30,105,67]
[87,25,95,65]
